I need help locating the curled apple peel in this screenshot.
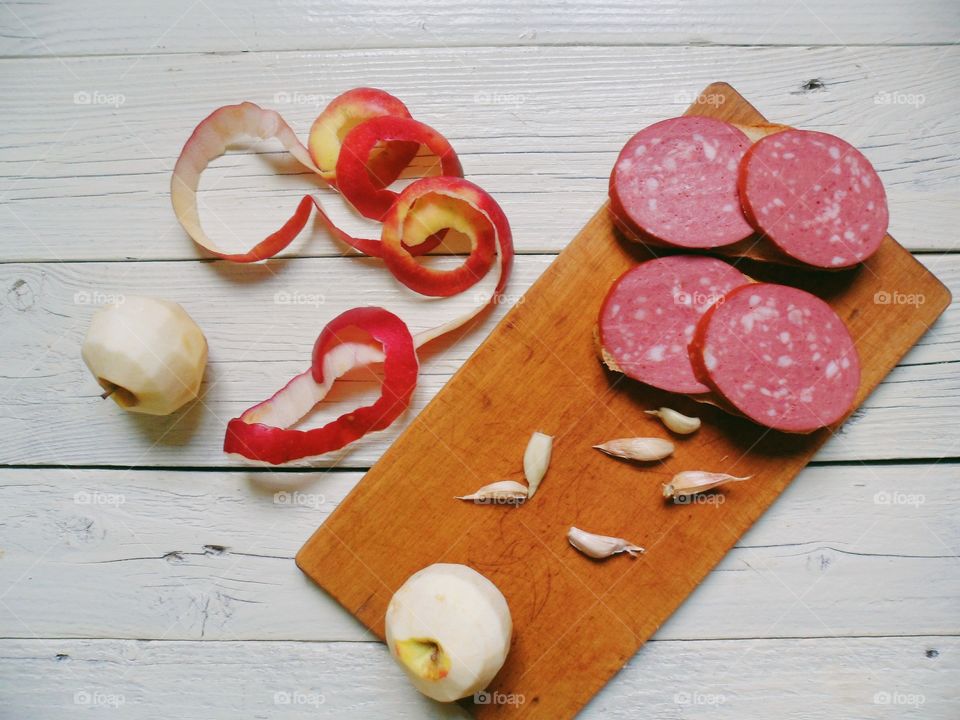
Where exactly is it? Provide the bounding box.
[172,90,513,463]
[406,178,514,344]
[307,87,418,185]
[170,101,325,263]
[335,115,463,221]
[171,91,458,263]
[381,178,498,297]
[386,563,513,702]
[223,307,418,465]
[81,296,208,416]
[222,180,512,464]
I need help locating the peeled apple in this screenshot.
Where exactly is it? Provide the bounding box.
[385,563,513,702]
[81,296,208,415]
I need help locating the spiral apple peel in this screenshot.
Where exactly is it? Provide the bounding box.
[170,89,514,464]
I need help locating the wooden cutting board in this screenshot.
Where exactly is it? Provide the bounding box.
[297,82,951,718]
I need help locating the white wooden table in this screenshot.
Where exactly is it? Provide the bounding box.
[1,1,958,717]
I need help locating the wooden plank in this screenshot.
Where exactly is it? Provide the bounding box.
[1,464,957,641]
[1,636,955,719]
[0,256,545,467]
[296,83,951,719]
[0,254,957,467]
[2,0,958,57]
[1,46,958,261]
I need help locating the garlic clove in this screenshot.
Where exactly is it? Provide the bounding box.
[456,480,528,504]
[523,431,553,499]
[645,407,701,435]
[594,437,674,462]
[663,471,753,499]
[567,526,644,559]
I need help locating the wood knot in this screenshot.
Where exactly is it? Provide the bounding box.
[7,279,36,311]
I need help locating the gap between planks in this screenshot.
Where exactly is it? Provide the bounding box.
[0,633,955,643]
[0,42,958,63]
[4,457,960,472]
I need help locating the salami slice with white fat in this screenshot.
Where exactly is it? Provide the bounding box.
[599,256,751,394]
[738,129,888,268]
[609,116,754,249]
[691,283,860,433]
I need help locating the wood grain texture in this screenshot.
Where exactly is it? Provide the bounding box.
[2,464,957,642]
[296,84,951,718]
[2,0,958,56]
[2,46,958,261]
[3,636,955,719]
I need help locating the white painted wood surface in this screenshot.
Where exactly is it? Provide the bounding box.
[3,46,959,262]
[2,464,957,641]
[0,2,957,718]
[1,637,955,718]
[2,0,958,54]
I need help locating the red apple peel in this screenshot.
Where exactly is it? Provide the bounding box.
[224,307,418,465]
[335,115,463,221]
[306,87,418,186]
[170,93,443,262]
[172,91,513,463]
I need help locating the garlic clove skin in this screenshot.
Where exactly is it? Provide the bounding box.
[645,407,701,435]
[567,526,644,559]
[663,471,753,499]
[81,296,208,415]
[523,431,553,498]
[455,480,528,504]
[594,437,674,462]
[385,563,513,702]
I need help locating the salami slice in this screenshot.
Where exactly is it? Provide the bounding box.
[609,117,754,249]
[691,283,860,433]
[738,129,888,268]
[599,256,751,394]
